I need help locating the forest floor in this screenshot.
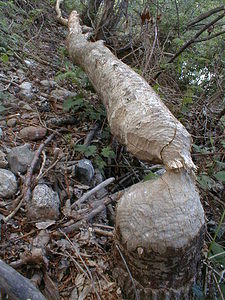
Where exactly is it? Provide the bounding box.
[0,1,224,300]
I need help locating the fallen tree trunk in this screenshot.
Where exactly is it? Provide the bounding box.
[0,259,46,300]
[66,11,205,299]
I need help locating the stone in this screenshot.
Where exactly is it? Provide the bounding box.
[7,144,35,174]
[19,81,32,91]
[0,128,3,138]
[0,150,8,168]
[28,184,60,221]
[7,118,17,127]
[0,169,17,198]
[75,159,95,184]
[19,81,33,100]
[40,80,57,88]
[19,126,47,141]
[50,88,76,102]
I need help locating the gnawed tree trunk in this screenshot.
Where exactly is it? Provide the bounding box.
[67,11,205,299]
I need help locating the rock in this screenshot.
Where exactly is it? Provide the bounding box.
[0,150,8,168]
[20,126,47,141]
[50,88,76,102]
[19,81,33,100]
[40,80,57,88]
[0,128,3,138]
[28,184,60,221]
[7,118,17,127]
[22,104,33,111]
[19,81,32,91]
[24,59,36,68]
[75,159,95,184]
[0,121,6,126]
[7,144,35,174]
[0,169,17,198]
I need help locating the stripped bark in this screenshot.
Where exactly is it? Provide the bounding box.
[67,11,195,171]
[66,10,205,299]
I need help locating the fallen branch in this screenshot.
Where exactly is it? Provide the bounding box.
[0,259,46,300]
[72,177,115,208]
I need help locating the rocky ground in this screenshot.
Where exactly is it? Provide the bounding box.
[0,1,224,299]
[0,3,128,299]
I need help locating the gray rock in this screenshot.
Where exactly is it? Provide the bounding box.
[8,144,35,174]
[40,80,57,88]
[0,128,3,138]
[19,81,33,100]
[75,159,95,184]
[24,59,36,68]
[7,118,17,127]
[0,169,17,198]
[50,88,76,102]
[28,184,60,221]
[19,81,32,91]
[0,150,8,168]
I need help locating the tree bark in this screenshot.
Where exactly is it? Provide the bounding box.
[67,11,205,299]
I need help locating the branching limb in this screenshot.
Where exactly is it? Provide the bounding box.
[187,5,224,28]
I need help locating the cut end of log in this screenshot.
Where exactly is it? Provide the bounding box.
[114,170,205,297]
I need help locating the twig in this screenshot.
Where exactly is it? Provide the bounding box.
[115,244,139,300]
[72,177,115,208]
[154,11,225,80]
[212,273,225,300]
[93,228,113,237]
[187,5,224,28]
[194,29,225,42]
[83,123,100,146]
[55,0,68,26]
[59,229,101,300]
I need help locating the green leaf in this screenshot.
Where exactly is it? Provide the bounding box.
[1,53,8,63]
[74,144,97,157]
[197,174,214,190]
[214,171,225,182]
[94,155,107,172]
[209,242,225,266]
[182,88,193,106]
[62,95,84,112]
[0,105,6,113]
[143,171,159,182]
[101,147,116,159]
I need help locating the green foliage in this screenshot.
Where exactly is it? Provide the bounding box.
[74,144,116,173]
[214,171,225,183]
[74,144,97,157]
[63,94,85,112]
[0,53,9,63]
[143,171,159,182]
[56,66,94,91]
[101,147,116,159]
[197,174,215,190]
[63,93,106,121]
